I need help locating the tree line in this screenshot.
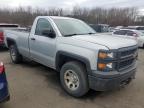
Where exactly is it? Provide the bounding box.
[0,6,143,27]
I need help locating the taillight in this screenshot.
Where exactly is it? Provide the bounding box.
[0,32,4,41]
[0,62,5,74]
[133,33,139,37]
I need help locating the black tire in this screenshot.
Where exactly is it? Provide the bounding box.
[9,44,23,64]
[60,61,89,97]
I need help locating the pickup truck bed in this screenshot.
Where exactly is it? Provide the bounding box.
[0,24,20,47]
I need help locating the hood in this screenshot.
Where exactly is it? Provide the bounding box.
[72,34,137,49]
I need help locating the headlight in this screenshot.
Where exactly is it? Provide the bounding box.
[98,50,116,72]
[98,52,114,59]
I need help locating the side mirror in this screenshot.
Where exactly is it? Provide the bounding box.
[42,29,56,38]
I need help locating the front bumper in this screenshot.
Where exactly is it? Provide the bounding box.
[88,68,136,91]
[0,95,10,103]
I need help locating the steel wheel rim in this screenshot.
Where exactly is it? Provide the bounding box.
[64,70,80,91]
[10,48,16,61]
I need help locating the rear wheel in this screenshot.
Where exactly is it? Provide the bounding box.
[60,61,89,97]
[9,45,23,64]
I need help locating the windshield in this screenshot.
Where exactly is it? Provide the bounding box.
[53,18,96,36]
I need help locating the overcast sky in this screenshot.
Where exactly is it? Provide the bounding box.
[0,0,144,10]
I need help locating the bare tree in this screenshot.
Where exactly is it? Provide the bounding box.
[0,6,141,27]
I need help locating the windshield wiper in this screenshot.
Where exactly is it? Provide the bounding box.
[64,33,96,37]
[86,32,96,35]
[64,33,81,37]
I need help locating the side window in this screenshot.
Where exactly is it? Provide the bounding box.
[127,31,134,36]
[114,30,126,35]
[35,18,54,37]
[119,30,127,35]
[113,30,120,35]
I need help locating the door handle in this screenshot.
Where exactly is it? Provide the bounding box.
[31,38,36,40]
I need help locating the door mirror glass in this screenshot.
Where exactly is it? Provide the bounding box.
[42,29,56,38]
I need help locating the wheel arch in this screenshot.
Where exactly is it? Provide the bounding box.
[55,51,91,74]
[6,38,17,48]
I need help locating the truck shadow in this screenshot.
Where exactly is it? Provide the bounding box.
[139,47,144,50]
[17,60,116,100]
[0,104,6,107]
[0,47,8,52]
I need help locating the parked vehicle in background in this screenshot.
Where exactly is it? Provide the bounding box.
[0,23,19,48]
[0,62,10,103]
[89,24,110,33]
[123,26,144,33]
[113,29,144,48]
[109,27,115,32]
[5,16,138,97]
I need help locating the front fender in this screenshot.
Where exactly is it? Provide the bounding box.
[56,51,93,75]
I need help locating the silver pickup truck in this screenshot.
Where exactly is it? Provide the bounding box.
[4,16,138,97]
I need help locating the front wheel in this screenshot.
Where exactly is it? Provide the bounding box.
[9,45,23,64]
[60,61,89,97]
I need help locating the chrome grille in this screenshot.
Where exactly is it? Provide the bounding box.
[119,58,135,70]
[117,46,138,71]
[121,49,137,58]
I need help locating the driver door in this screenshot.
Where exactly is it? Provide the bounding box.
[29,18,56,68]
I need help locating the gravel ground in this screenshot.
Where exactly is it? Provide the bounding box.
[0,48,144,108]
